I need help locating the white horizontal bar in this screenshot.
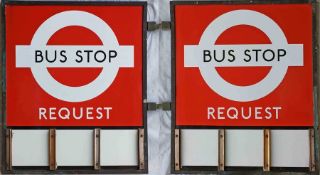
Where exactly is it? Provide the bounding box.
[185,44,303,67]
[16,45,134,67]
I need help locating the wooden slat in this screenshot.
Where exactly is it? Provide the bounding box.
[93,128,101,170]
[218,129,225,171]
[263,129,270,171]
[138,128,145,170]
[309,128,315,172]
[6,129,12,171]
[49,129,56,171]
[174,129,180,171]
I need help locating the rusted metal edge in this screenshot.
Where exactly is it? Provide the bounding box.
[309,128,315,171]
[6,129,12,171]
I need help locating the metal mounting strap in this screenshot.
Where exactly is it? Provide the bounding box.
[147,21,171,31]
[146,102,171,111]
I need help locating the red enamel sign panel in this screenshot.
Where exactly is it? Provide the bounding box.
[6,4,145,126]
[174,3,313,126]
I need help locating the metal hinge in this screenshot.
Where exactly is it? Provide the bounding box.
[147,21,171,31]
[146,102,171,111]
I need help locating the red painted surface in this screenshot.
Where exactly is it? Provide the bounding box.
[6,5,144,126]
[175,4,313,126]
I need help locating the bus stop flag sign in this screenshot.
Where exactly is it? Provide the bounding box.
[175,4,313,126]
[6,5,144,126]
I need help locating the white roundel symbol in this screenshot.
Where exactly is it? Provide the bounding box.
[15,11,134,102]
[184,10,304,102]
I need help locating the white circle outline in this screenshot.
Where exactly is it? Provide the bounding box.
[198,10,288,102]
[30,11,120,102]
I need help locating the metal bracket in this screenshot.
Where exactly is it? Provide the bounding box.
[146,102,171,111]
[147,21,171,31]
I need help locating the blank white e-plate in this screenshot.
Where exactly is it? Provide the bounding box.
[225,129,263,167]
[271,130,309,167]
[181,129,219,166]
[100,129,138,166]
[56,130,93,166]
[12,130,49,166]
